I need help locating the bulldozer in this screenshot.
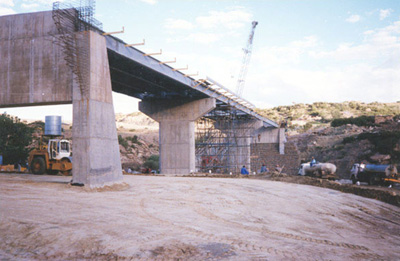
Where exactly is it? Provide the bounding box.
[28,138,72,176]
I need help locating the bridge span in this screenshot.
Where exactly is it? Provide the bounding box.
[0,8,285,187]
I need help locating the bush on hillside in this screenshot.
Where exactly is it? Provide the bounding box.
[143,154,159,170]
[356,131,400,161]
[331,116,375,127]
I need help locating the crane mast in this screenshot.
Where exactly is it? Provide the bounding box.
[236,21,258,97]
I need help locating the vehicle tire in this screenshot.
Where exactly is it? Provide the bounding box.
[31,157,46,175]
[60,158,72,176]
[351,175,357,184]
[369,175,376,186]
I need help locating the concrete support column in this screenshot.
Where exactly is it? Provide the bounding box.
[236,135,252,172]
[278,128,285,155]
[72,31,123,187]
[139,98,216,175]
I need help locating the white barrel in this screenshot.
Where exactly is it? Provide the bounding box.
[45,116,62,136]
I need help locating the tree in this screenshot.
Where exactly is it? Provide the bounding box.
[0,114,34,165]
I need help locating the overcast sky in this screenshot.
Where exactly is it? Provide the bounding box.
[1,0,400,122]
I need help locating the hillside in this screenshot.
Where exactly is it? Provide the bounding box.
[256,101,400,178]
[256,101,400,134]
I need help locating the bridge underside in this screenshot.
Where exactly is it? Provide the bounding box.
[107,50,208,101]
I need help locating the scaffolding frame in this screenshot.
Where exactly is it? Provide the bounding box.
[195,102,262,174]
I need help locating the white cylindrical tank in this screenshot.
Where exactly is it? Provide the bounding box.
[45,116,62,136]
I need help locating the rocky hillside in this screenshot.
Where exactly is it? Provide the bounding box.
[256,101,400,178]
[256,101,400,134]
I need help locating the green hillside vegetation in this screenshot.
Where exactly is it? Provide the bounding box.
[256,101,400,132]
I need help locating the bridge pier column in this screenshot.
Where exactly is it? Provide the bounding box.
[139,98,215,175]
[71,31,123,187]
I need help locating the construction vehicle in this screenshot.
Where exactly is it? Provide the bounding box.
[28,138,72,175]
[298,162,337,179]
[28,116,72,176]
[350,163,398,185]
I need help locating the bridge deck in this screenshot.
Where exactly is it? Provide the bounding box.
[104,34,278,128]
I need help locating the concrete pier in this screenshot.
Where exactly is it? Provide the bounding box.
[71,31,123,187]
[140,98,215,174]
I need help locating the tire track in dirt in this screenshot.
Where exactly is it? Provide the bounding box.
[137,195,306,259]
[137,197,301,259]
[184,181,376,258]
[187,188,370,252]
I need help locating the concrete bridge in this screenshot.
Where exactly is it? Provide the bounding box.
[0,10,284,187]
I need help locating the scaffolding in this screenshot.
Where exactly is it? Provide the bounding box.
[195,103,262,174]
[52,0,103,97]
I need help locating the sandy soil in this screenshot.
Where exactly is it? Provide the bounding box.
[1,173,400,260]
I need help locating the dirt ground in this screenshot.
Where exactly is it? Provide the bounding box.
[1,173,400,260]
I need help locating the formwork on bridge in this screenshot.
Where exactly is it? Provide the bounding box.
[195,104,263,174]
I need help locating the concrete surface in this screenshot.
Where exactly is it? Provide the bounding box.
[0,11,73,107]
[140,98,215,174]
[1,173,399,260]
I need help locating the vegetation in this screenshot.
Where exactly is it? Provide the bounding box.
[255,101,400,133]
[331,115,375,127]
[0,114,34,165]
[126,135,142,145]
[357,131,400,161]
[143,154,159,170]
[118,135,129,149]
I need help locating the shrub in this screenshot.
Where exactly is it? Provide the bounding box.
[331,116,375,127]
[118,135,129,149]
[356,131,400,161]
[342,136,357,144]
[303,122,313,131]
[143,154,159,170]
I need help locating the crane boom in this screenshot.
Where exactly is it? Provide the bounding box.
[236,21,258,97]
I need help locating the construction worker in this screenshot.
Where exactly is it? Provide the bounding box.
[310,157,316,167]
[359,162,365,173]
[260,164,268,173]
[241,165,249,175]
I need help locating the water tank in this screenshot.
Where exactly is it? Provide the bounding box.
[365,164,388,173]
[45,116,62,136]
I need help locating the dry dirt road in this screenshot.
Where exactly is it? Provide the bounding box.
[1,173,400,260]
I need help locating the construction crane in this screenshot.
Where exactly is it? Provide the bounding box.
[236,21,258,97]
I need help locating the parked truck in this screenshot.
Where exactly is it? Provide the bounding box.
[298,162,337,179]
[28,116,72,176]
[350,163,398,185]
